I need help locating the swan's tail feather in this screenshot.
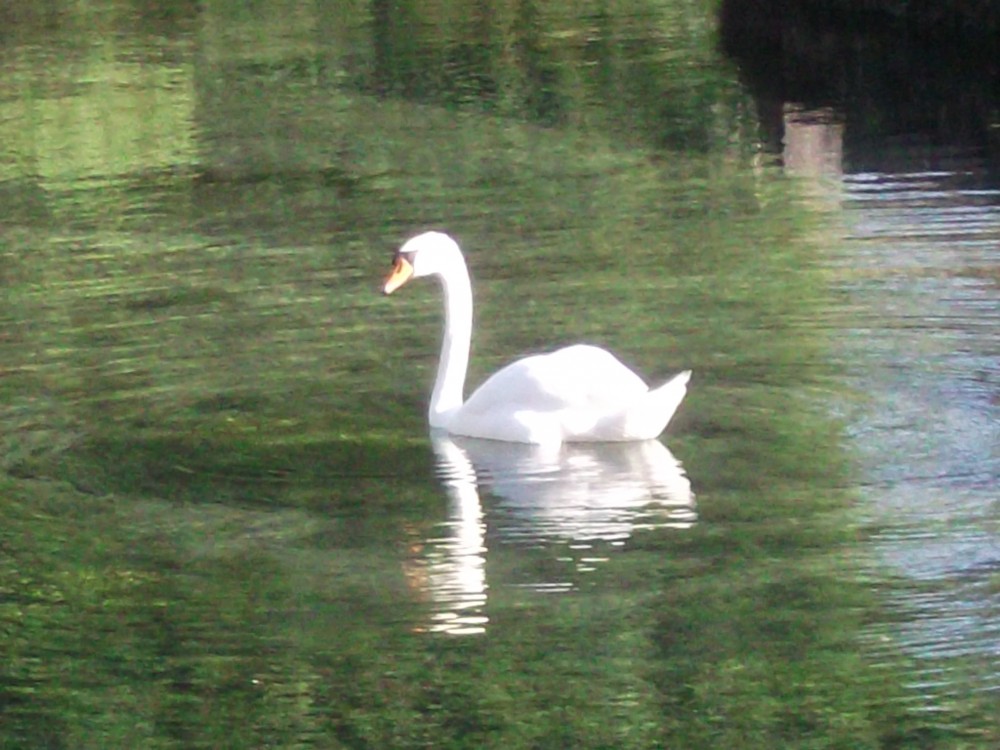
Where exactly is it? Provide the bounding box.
[566,370,690,442]
[622,370,691,440]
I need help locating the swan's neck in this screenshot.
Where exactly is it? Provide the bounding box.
[429,257,472,428]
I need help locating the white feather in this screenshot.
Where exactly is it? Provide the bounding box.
[384,232,690,445]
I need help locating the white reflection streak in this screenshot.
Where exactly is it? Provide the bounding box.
[423,434,488,635]
[419,433,695,635]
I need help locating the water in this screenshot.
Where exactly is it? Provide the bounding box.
[2,1,999,747]
[423,435,695,634]
[836,149,1000,696]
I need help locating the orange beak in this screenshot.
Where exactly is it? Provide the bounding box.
[383,256,414,295]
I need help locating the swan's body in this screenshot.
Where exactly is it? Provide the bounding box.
[383,231,690,445]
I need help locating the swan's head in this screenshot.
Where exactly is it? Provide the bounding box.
[383,231,464,294]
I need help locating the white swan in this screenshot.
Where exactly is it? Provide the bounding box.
[383,231,690,444]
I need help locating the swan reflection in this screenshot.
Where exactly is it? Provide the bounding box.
[416,433,695,634]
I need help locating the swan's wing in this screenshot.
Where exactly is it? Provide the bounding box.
[462,344,648,416]
[597,369,691,440]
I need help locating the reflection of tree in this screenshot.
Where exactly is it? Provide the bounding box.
[510,0,563,124]
[371,0,423,97]
[361,0,744,151]
[368,0,563,120]
[719,0,999,149]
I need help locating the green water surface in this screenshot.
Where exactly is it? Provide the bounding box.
[2,1,996,748]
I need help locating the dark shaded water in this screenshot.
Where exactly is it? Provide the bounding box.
[2,1,998,747]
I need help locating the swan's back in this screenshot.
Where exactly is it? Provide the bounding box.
[449,344,684,444]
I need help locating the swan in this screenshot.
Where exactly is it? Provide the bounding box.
[383,231,690,444]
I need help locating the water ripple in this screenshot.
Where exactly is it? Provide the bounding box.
[838,148,1000,693]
